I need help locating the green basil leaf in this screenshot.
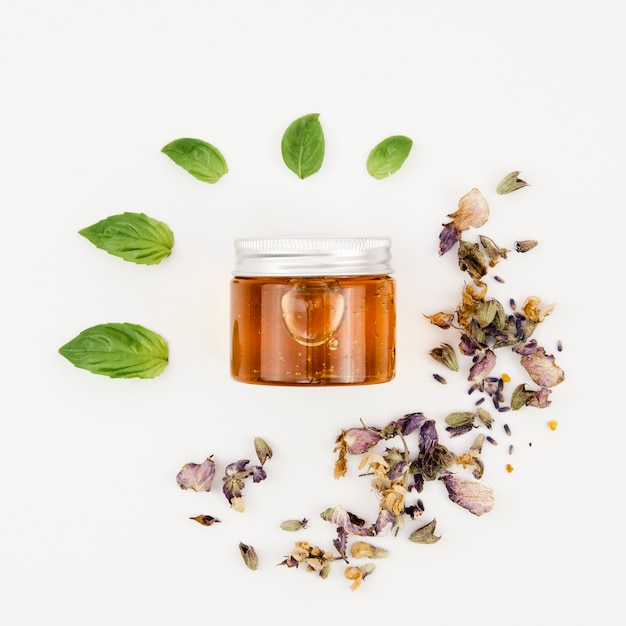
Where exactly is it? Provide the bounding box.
[366,135,413,179]
[79,212,174,265]
[59,323,169,379]
[161,137,228,183]
[281,113,325,179]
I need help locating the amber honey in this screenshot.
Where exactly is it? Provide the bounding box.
[230,238,395,386]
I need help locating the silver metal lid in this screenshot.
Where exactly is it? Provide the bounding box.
[233,237,393,277]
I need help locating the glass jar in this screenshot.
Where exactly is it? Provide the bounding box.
[230,237,396,385]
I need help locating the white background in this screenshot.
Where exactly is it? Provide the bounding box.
[1,1,624,624]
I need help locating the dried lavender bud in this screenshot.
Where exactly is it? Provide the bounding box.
[189,515,221,527]
[514,239,538,253]
[496,170,528,194]
[408,518,441,544]
[254,437,273,465]
[503,424,512,436]
[433,373,447,384]
[509,445,514,455]
[280,518,308,532]
[486,435,498,445]
[557,339,563,352]
[239,542,259,571]
[429,343,459,371]
[494,275,505,283]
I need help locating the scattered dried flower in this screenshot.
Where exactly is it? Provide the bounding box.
[320,506,375,537]
[441,474,494,516]
[458,240,488,284]
[520,347,565,388]
[254,437,273,465]
[447,188,490,232]
[176,456,216,492]
[515,239,538,253]
[223,459,267,512]
[344,564,376,591]
[424,311,455,329]
[239,542,259,571]
[279,541,335,578]
[408,518,441,544]
[547,420,559,431]
[189,515,221,526]
[479,235,509,266]
[429,343,459,371]
[497,171,528,194]
[280,518,308,532]
[350,541,389,559]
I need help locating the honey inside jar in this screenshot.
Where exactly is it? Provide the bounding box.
[230,238,396,386]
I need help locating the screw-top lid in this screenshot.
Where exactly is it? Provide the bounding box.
[233,237,393,277]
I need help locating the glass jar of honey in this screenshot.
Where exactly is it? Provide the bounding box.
[230,237,395,385]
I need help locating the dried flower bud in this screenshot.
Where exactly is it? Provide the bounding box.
[342,427,383,454]
[350,541,389,559]
[176,456,216,492]
[458,240,488,284]
[238,542,259,571]
[408,518,441,544]
[514,239,538,253]
[424,311,455,329]
[476,408,494,429]
[444,412,475,427]
[254,437,273,465]
[497,171,528,194]
[189,515,220,527]
[280,518,308,532]
[429,343,459,371]
[479,235,509,266]
[344,564,376,591]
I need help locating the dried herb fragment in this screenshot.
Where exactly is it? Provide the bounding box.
[408,518,441,544]
[176,456,216,492]
[515,239,538,253]
[429,343,459,371]
[223,459,267,512]
[479,235,509,267]
[280,518,308,532]
[458,240,488,284]
[279,541,335,578]
[239,542,259,571]
[189,515,220,527]
[497,171,528,194]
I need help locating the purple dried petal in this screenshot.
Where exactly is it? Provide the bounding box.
[225,459,250,476]
[176,457,216,492]
[343,428,383,454]
[223,477,245,503]
[441,474,494,516]
[251,465,267,483]
[333,527,348,559]
[520,347,565,388]
[374,509,397,535]
[387,460,408,481]
[395,412,426,436]
[418,420,439,456]
[512,339,538,356]
[438,222,460,256]
[320,506,375,536]
[527,386,552,408]
[468,349,496,382]
[459,333,480,356]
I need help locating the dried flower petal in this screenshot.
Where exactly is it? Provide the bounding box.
[343,427,383,454]
[424,311,455,329]
[521,297,556,323]
[239,542,259,570]
[520,347,565,387]
[176,456,216,492]
[408,518,441,544]
[441,474,494,516]
[438,222,461,256]
[468,349,497,382]
[254,437,273,465]
[320,506,375,537]
[189,515,221,526]
[497,171,529,194]
[447,188,490,231]
[429,343,459,371]
[458,241,488,284]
